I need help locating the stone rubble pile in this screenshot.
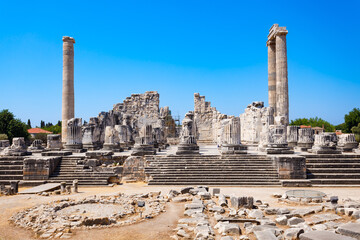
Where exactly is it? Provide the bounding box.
[10,192,167,239]
[169,187,360,240]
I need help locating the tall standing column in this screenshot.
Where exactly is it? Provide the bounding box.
[267,40,276,114]
[62,36,75,143]
[275,31,289,125]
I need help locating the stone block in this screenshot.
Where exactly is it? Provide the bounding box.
[337,223,360,239]
[300,231,356,240]
[272,156,306,179]
[23,157,61,180]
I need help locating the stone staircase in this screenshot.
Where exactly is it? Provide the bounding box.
[306,154,360,185]
[0,156,24,186]
[145,155,281,186]
[48,156,116,186]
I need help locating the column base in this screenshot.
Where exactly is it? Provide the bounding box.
[176,143,200,155]
[221,144,247,155]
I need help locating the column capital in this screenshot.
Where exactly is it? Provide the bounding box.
[267,24,288,42]
[62,36,75,43]
[266,39,276,47]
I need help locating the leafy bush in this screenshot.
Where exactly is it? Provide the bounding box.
[0,134,8,140]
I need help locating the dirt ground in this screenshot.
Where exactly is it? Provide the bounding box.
[0,184,360,240]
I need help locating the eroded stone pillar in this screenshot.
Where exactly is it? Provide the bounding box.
[62,36,75,143]
[275,31,289,125]
[267,40,276,113]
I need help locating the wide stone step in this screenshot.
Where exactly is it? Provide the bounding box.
[148,181,280,185]
[0,161,24,165]
[307,173,360,179]
[150,176,279,180]
[307,168,360,173]
[0,175,23,180]
[306,159,360,163]
[47,180,109,185]
[0,166,23,170]
[149,172,278,176]
[306,163,360,168]
[147,164,274,167]
[0,170,23,174]
[146,170,277,174]
[304,154,360,158]
[310,179,360,185]
[51,173,115,176]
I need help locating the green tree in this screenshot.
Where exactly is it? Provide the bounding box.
[40,120,45,128]
[335,123,347,132]
[345,108,360,133]
[352,123,360,142]
[7,119,30,141]
[57,120,62,127]
[0,109,15,134]
[27,119,32,129]
[42,125,61,134]
[290,117,335,132]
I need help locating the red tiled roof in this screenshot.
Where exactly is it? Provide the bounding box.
[28,128,53,134]
[300,125,312,129]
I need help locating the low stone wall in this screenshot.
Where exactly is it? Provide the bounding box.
[272,156,306,179]
[23,157,61,180]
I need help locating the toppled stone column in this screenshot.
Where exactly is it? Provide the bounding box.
[309,132,341,154]
[62,36,75,143]
[337,133,359,152]
[0,137,30,156]
[46,134,62,150]
[220,117,247,154]
[132,124,156,156]
[296,128,314,151]
[287,126,299,148]
[176,111,199,155]
[64,118,84,152]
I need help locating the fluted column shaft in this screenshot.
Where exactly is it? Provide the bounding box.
[267,40,276,114]
[62,37,75,143]
[275,33,289,125]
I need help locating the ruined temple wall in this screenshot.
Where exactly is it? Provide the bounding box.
[240,102,273,144]
[84,91,169,146]
[194,93,222,144]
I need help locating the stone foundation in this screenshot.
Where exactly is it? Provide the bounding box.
[23,157,61,180]
[272,156,306,179]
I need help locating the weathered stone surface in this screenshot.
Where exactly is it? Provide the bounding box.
[254,229,278,240]
[248,209,264,219]
[1,137,29,156]
[284,228,304,240]
[176,111,199,155]
[23,157,61,180]
[288,217,305,226]
[276,215,288,225]
[337,134,358,152]
[307,214,342,225]
[337,223,360,239]
[300,231,356,240]
[309,133,341,154]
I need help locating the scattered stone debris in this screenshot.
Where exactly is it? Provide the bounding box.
[10,192,167,239]
[169,187,360,240]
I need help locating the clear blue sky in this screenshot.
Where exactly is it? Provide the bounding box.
[1,0,359,126]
